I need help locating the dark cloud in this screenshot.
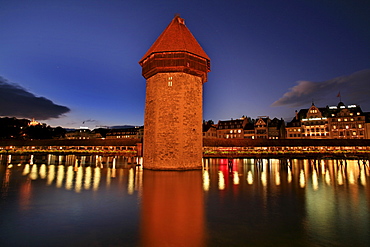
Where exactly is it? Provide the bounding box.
[272,69,370,108]
[0,76,70,120]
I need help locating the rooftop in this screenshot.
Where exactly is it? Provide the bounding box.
[139,15,210,63]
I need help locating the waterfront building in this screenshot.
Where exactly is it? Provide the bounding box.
[254,117,269,139]
[214,116,285,139]
[105,126,144,139]
[301,104,330,139]
[202,121,217,138]
[65,128,102,139]
[328,102,368,139]
[286,102,370,139]
[139,15,210,170]
[243,122,256,139]
[286,103,332,139]
[217,118,248,139]
[267,117,286,139]
[285,111,303,139]
[254,117,285,139]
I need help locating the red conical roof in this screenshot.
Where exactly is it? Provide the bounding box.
[140,15,210,63]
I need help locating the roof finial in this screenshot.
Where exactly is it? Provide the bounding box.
[174,13,185,25]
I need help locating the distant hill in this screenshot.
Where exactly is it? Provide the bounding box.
[65,125,140,132]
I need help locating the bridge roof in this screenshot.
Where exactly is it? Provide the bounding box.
[203,138,370,147]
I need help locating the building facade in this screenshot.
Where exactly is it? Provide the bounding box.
[328,103,367,139]
[217,118,248,139]
[203,121,217,138]
[301,104,330,139]
[65,128,102,139]
[211,116,285,140]
[285,111,303,139]
[105,126,144,139]
[286,102,370,139]
[253,117,285,139]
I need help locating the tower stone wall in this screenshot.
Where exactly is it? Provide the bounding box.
[144,72,203,170]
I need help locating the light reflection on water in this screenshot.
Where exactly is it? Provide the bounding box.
[0,154,369,246]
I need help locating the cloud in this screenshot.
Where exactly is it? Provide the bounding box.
[82,119,98,124]
[272,69,370,108]
[0,76,70,120]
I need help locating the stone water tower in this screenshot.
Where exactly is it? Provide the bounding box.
[139,15,210,170]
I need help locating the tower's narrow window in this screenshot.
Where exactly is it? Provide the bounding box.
[168,76,173,86]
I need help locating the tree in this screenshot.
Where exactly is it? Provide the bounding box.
[0,117,29,139]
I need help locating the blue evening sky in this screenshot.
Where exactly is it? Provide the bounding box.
[1,0,369,128]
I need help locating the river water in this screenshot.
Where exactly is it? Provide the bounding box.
[0,154,369,246]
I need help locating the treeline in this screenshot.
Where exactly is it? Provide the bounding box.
[0,117,66,140]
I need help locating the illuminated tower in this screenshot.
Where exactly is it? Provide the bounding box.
[139,15,210,170]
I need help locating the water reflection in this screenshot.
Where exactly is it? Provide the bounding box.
[202,158,370,246]
[2,154,369,196]
[0,154,142,194]
[140,171,205,247]
[0,154,369,246]
[200,158,369,192]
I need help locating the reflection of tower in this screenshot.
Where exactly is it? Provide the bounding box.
[140,171,205,246]
[139,15,210,170]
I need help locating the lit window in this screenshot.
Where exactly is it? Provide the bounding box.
[344,118,347,121]
[359,124,362,128]
[346,125,349,129]
[338,119,341,122]
[168,76,173,86]
[357,112,360,115]
[238,130,241,133]
[230,130,233,133]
